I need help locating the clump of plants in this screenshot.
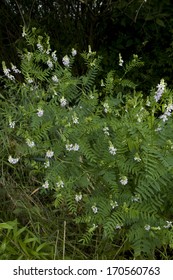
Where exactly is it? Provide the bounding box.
[1,27,173,259]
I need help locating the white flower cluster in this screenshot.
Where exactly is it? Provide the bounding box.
[72,114,79,124]
[42,180,49,189]
[115,224,122,230]
[22,29,27,37]
[62,55,70,67]
[119,53,124,66]
[103,102,110,113]
[131,194,141,202]
[71,48,77,57]
[66,143,79,151]
[9,121,15,128]
[110,200,118,209]
[37,108,44,117]
[155,126,162,132]
[11,63,21,74]
[51,51,57,61]
[8,155,20,164]
[103,127,109,136]
[109,143,117,155]
[119,176,128,185]
[52,75,59,83]
[91,205,98,214]
[154,79,166,102]
[47,59,53,69]
[159,104,173,122]
[37,43,44,52]
[144,224,151,231]
[46,48,51,55]
[2,64,15,81]
[46,150,54,158]
[60,96,67,107]
[56,180,64,188]
[27,78,34,84]
[89,94,94,99]
[44,160,50,168]
[26,138,35,148]
[163,221,172,229]
[75,193,82,202]
[134,153,141,162]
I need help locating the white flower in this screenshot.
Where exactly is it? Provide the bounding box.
[154,79,166,102]
[134,153,141,162]
[37,108,44,117]
[155,126,162,132]
[2,62,15,80]
[66,144,73,151]
[46,48,51,55]
[3,67,11,76]
[56,180,64,188]
[5,71,15,81]
[47,59,53,69]
[42,180,49,189]
[8,74,15,81]
[60,96,67,107]
[160,103,173,122]
[163,221,172,229]
[144,224,151,231]
[22,30,27,37]
[71,48,77,57]
[146,99,151,106]
[44,160,50,168]
[109,145,117,155]
[11,64,21,73]
[115,224,121,230]
[62,55,70,67]
[103,127,109,136]
[73,143,80,151]
[52,75,59,83]
[110,200,118,209]
[9,121,15,128]
[8,155,20,164]
[66,143,79,151]
[75,193,82,202]
[51,51,57,61]
[89,94,94,99]
[46,150,54,158]
[72,115,79,124]
[103,102,109,113]
[120,176,128,185]
[119,53,124,66]
[27,78,34,84]
[159,114,168,122]
[26,139,35,148]
[37,43,44,52]
[131,195,141,202]
[91,205,98,214]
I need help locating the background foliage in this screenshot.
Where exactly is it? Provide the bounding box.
[1,0,173,90]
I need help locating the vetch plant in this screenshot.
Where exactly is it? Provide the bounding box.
[1,27,173,259]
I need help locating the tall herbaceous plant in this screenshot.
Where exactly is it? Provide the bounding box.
[1,27,173,258]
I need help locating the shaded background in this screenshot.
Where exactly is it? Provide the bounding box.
[1,0,173,90]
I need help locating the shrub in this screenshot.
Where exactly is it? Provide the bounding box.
[1,27,173,259]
